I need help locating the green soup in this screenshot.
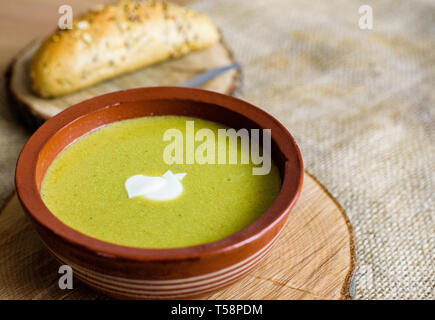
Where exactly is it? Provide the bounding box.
[41,116,281,248]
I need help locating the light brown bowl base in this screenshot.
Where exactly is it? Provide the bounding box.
[0,172,355,300]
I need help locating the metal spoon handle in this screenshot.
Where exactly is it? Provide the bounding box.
[179,63,241,88]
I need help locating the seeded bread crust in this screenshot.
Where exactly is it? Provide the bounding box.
[30,0,220,98]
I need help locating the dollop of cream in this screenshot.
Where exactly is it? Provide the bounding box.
[125,175,167,198]
[125,170,186,201]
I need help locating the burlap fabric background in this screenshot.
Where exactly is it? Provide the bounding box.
[0,0,433,299]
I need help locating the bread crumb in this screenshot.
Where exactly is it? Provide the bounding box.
[76,21,89,30]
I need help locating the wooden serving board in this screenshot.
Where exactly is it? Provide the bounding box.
[0,172,355,300]
[7,40,240,128]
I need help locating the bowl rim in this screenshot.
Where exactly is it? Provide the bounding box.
[15,87,303,262]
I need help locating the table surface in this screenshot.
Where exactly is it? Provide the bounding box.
[0,0,433,300]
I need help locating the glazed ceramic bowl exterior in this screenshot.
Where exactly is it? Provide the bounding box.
[15,87,303,299]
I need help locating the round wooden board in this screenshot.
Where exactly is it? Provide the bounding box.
[0,172,355,300]
[7,39,240,128]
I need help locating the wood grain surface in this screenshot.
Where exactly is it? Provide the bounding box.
[0,172,355,300]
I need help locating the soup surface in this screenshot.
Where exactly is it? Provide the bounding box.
[41,116,281,248]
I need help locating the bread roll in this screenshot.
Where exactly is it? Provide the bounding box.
[30,0,220,98]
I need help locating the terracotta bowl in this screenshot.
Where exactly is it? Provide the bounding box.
[15,87,303,299]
